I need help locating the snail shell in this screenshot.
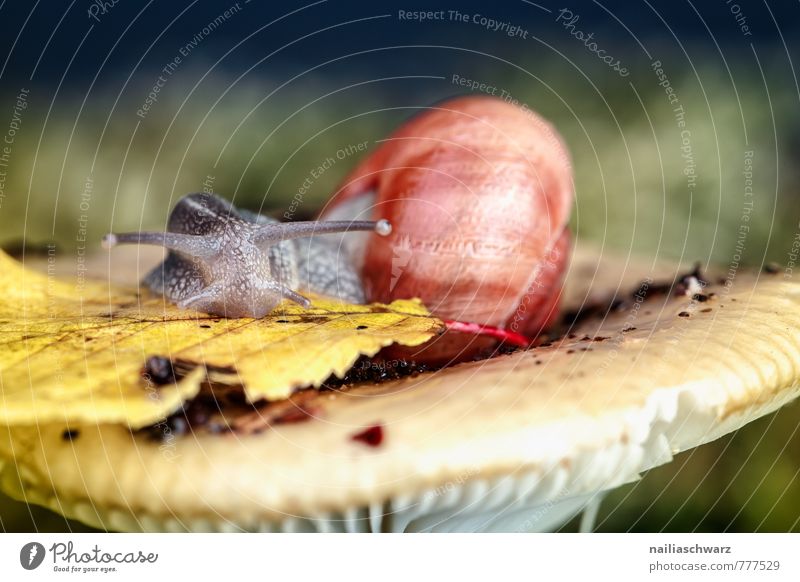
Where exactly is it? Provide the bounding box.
[322,95,573,337]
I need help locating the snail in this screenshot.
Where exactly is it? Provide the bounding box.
[321,95,573,338]
[102,192,391,318]
[104,95,573,350]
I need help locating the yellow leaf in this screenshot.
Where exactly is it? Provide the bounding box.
[0,250,443,428]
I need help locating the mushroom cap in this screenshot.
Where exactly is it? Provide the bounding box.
[1,248,799,531]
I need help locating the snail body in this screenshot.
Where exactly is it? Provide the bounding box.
[322,95,573,336]
[103,192,390,318]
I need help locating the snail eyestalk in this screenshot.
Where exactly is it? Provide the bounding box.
[102,231,220,257]
[253,219,392,246]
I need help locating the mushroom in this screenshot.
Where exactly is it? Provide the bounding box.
[0,247,799,532]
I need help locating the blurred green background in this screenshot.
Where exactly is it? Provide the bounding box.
[2,56,798,264]
[0,0,798,531]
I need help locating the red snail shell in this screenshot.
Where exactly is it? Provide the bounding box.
[323,95,573,346]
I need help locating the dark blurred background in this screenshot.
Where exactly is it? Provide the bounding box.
[0,0,798,532]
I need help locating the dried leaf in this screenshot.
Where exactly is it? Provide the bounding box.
[0,250,442,428]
